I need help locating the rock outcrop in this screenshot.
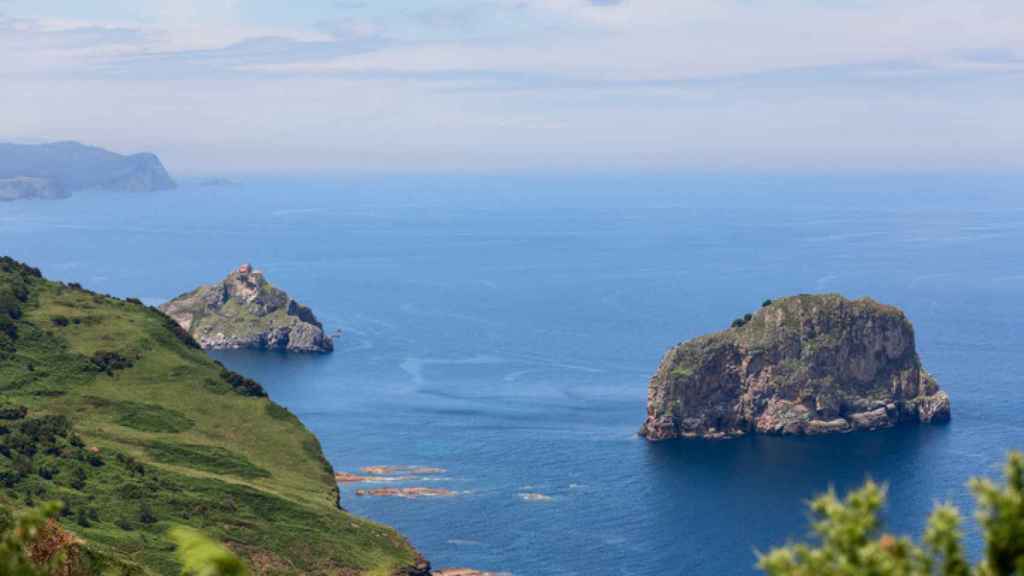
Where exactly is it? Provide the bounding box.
[159,264,334,353]
[0,141,175,201]
[639,294,950,441]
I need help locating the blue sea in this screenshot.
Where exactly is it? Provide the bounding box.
[3,173,1023,575]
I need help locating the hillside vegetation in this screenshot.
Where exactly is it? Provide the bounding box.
[760,452,1024,576]
[0,257,423,575]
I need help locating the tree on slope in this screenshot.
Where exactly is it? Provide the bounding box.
[759,452,1024,576]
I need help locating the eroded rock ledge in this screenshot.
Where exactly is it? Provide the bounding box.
[639,294,950,441]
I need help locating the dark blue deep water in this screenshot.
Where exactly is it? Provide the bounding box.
[3,173,1023,575]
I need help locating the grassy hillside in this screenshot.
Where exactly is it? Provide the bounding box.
[0,257,425,575]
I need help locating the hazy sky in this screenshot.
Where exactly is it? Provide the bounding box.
[2,1,1023,173]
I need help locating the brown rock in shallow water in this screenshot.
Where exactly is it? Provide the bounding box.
[639,294,951,441]
[334,472,371,483]
[336,465,447,484]
[354,487,455,499]
[361,465,446,475]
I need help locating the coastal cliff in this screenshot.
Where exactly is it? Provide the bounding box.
[0,141,175,201]
[160,264,334,353]
[0,256,422,574]
[640,294,950,441]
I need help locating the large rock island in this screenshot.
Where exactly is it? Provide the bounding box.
[0,140,175,201]
[160,264,334,353]
[640,294,950,441]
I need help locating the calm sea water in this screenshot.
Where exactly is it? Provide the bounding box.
[3,173,1024,575]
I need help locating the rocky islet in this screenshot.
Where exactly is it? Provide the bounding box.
[160,263,334,353]
[640,294,951,441]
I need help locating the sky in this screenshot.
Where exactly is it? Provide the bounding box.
[1,0,1023,174]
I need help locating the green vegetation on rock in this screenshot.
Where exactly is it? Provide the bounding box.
[159,265,333,353]
[0,257,424,575]
[641,294,951,440]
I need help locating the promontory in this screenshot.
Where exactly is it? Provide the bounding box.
[160,264,334,353]
[0,140,175,201]
[639,294,950,441]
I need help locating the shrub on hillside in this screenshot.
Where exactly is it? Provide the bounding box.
[0,263,32,324]
[759,452,1024,576]
[0,289,24,320]
[89,351,133,375]
[137,502,157,525]
[0,404,28,421]
[148,307,202,350]
[0,315,16,340]
[19,416,71,443]
[0,502,66,576]
[219,369,266,398]
[0,257,42,279]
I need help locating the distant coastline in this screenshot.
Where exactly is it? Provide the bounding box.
[0,140,175,201]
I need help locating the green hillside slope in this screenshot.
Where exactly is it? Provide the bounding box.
[0,257,426,575]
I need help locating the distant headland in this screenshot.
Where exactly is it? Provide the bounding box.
[0,141,175,201]
[640,294,951,441]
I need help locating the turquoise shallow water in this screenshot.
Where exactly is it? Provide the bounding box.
[3,173,1024,575]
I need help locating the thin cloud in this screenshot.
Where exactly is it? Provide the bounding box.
[128,34,386,68]
[2,0,1024,172]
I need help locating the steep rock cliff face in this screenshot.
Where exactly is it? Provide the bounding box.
[639,294,950,441]
[160,264,334,353]
[88,151,175,193]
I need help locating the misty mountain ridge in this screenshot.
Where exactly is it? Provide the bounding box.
[0,140,175,201]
